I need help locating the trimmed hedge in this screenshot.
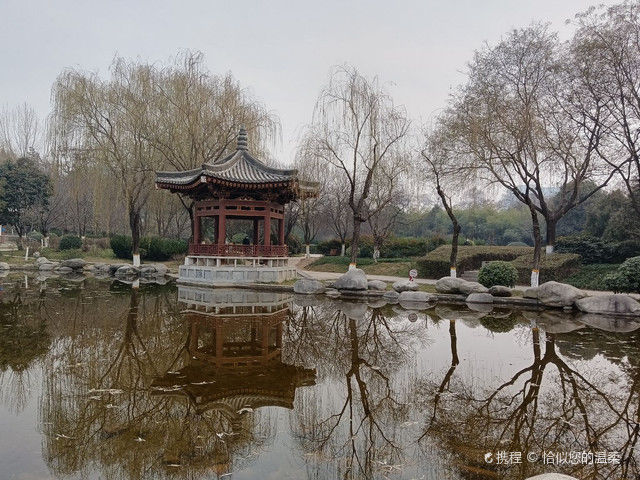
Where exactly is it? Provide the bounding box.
[556,235,640,264]
[478,261,519,288]
[511,253,582,285]
[59,235,82,251]
[110,235,187,261]
[416,245,532,279]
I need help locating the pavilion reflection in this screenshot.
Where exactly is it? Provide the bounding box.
[152,285,316,423]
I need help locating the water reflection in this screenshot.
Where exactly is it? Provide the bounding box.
[0,275,639,479]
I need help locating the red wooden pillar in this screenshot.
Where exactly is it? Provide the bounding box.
[217,213,226,244]
[264,211,271,246]
[253,219,259,245]
[278,218,285,245]
[193,214,201,244]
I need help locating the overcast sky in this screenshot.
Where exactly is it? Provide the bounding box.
[0,0,616,163]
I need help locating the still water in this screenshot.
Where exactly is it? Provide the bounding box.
[0,273,639,480]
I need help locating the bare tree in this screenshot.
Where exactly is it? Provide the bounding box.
[573,2,640,217]
[300,66,410,266]
[0,103,41,158]
[449,25,614,284]
[322,177,351,256]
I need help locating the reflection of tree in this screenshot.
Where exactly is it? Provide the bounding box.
[417,318,640,480]
[288,304,424,479]
[0,288,51,413]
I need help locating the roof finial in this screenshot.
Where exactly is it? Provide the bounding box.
[237,126,248,151]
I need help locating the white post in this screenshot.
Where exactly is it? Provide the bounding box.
[340,243,345,256]
[133,254,141,267]
[305,244,310,258]
[450,267,457,278]
[530,269,539,287]
[25,246,29,261]
[348,263,356,271]
[132,278,140,289]
[545,245,554,255]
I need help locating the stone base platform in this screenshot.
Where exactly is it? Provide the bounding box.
[178,255,297,285]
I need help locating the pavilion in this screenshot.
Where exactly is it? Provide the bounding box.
[156,127,317,284]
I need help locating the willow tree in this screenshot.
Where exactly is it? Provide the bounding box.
[50,59,162,266]
[299,66,410,266]
[146,52,279,235]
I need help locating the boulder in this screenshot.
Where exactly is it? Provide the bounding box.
[293,278,326,295]
[367,280,387,291]
[92,263,110,274]
[435,276,465,293]
[525,474,579,480]
[536,281,587,308]
[392,279,419,292]
[0,262,9,270]
[56,266,73,273]
[575,294,640,316]
[139,264,169,277]
[458,281,489,295]
[109,264,128,275]
[466,293,494,304]
[115,265,139,277]
[523,287,539,299]
[39,262,57,271]
[60,258,87,270]
[489,285,512,297]
[333,268,368,290]
[398,291,432,303]
[324,288,341,298]
[35,256,49,265]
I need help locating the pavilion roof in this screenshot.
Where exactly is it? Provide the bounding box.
[155,128,318,200]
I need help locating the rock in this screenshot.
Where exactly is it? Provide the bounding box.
[60,258,87,270]
[92,263,110,273]
[382,290,400,302]
[139,263,169,276]
[525,474,579,480]
[367,280,387,291]
[39,262,56,271]
[293,278,326,295]
[56,266,73,273]
[392,279,419,292]
[466,293,494,304]
[333,268,368,290]
[109,264,128,275]
[536,281,587,308]
[458,281,489,295]
[489,285,512,297]
[325,288,341,297]
[398,291,432,303]
[115,265,139,277]
[435,276,465,293]
[575,294,640,316]
[33,251,40,258]
[523,287,539,299]
[0,262,9,270]
[35,256,49,265]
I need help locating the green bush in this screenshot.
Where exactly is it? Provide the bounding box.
[110,235,132,259]
[316,239,346,255]
[59,235,82,251]
[604,256,640,293]
[111,235,187,261]
[478,261,519,288]
[511,253,582,285]
[556,235,640,264]
[563,264,621,291]
[607,240,640,264]
[416,245,533,279]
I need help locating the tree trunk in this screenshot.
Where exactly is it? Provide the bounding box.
[545,218,557,254]
[450,221,461,278]
[349,216,363,266]
[129,207,141,267]
[529,203,542,287]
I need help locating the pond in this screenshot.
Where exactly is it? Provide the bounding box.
[0,273,639,480]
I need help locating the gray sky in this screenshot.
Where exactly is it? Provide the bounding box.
[0,0,613,163]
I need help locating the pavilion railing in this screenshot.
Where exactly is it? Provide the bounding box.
[188,243,289,257]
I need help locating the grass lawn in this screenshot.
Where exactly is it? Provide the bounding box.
[306,256,416,277]
[562,263,620,291]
